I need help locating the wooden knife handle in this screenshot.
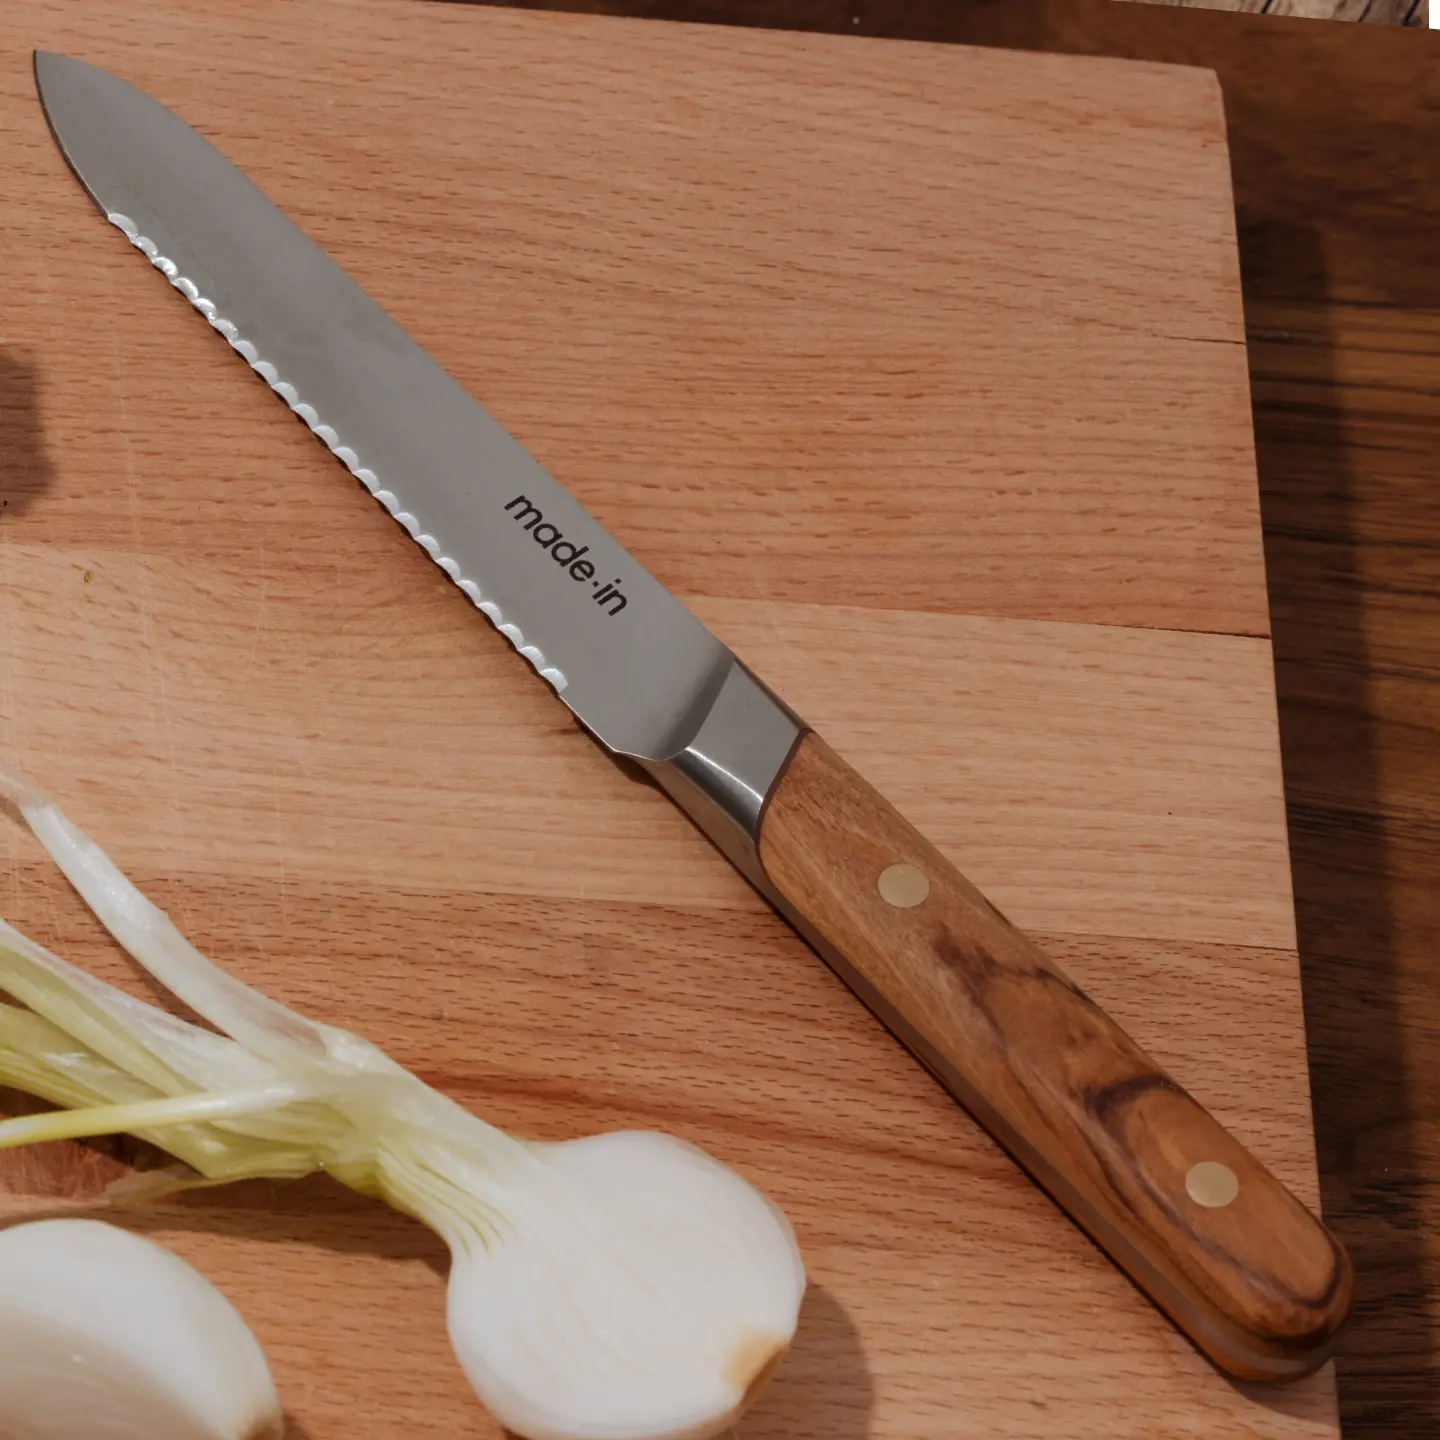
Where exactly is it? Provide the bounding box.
[756,732,1352,1382]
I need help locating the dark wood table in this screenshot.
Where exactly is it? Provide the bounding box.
[1138,0,1423,24]
[462,2,1438,1434]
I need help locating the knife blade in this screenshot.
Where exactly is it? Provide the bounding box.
[34,50,1352,1382]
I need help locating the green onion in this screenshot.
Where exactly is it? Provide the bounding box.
[0,765,805,1440]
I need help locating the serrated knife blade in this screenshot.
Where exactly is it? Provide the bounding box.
[34,50,1353,1383]
[34,48,730,767]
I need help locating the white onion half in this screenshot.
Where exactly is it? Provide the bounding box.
[0,1218,283,1440]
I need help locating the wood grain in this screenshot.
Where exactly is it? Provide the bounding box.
[757,730,1352,1381]
[469,4,1440,1435]
[1121,0,1424,24]
[700,597,1298,947]
[4,5,1270,637]
[0,0,1336,1435]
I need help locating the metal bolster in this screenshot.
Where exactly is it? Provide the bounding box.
[641,657,806,897]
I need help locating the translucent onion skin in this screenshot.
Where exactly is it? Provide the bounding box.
[0,765,807,1440]
[0,1219,283,1440]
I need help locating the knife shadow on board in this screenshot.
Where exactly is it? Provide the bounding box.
[0,345,56,522]
[0,1174,876,1439]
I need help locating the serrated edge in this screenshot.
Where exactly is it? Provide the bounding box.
[106,210,569,693]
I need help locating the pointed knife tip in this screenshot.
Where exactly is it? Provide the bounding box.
[32,49,68,95]
[31,51,111,211]
[32,50,71,123]
[33,50,96,91]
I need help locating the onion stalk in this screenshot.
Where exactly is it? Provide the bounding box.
[0,765,805,1440]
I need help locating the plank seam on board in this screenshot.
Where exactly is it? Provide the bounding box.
[716,609,1277,641]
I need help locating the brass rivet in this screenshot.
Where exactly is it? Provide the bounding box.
[878,863,930,909]
[1186,1160,1240,1209]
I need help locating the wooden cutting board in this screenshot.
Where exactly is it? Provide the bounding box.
[0,1,1339,1435]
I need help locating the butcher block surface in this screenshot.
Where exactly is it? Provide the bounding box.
[0,1,1336,1435]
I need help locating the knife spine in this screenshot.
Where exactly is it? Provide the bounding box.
[100,208,572,696]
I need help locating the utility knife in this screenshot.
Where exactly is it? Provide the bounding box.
[34,51,1352,1382]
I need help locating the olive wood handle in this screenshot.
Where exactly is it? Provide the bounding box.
[756,731,1352,1382]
